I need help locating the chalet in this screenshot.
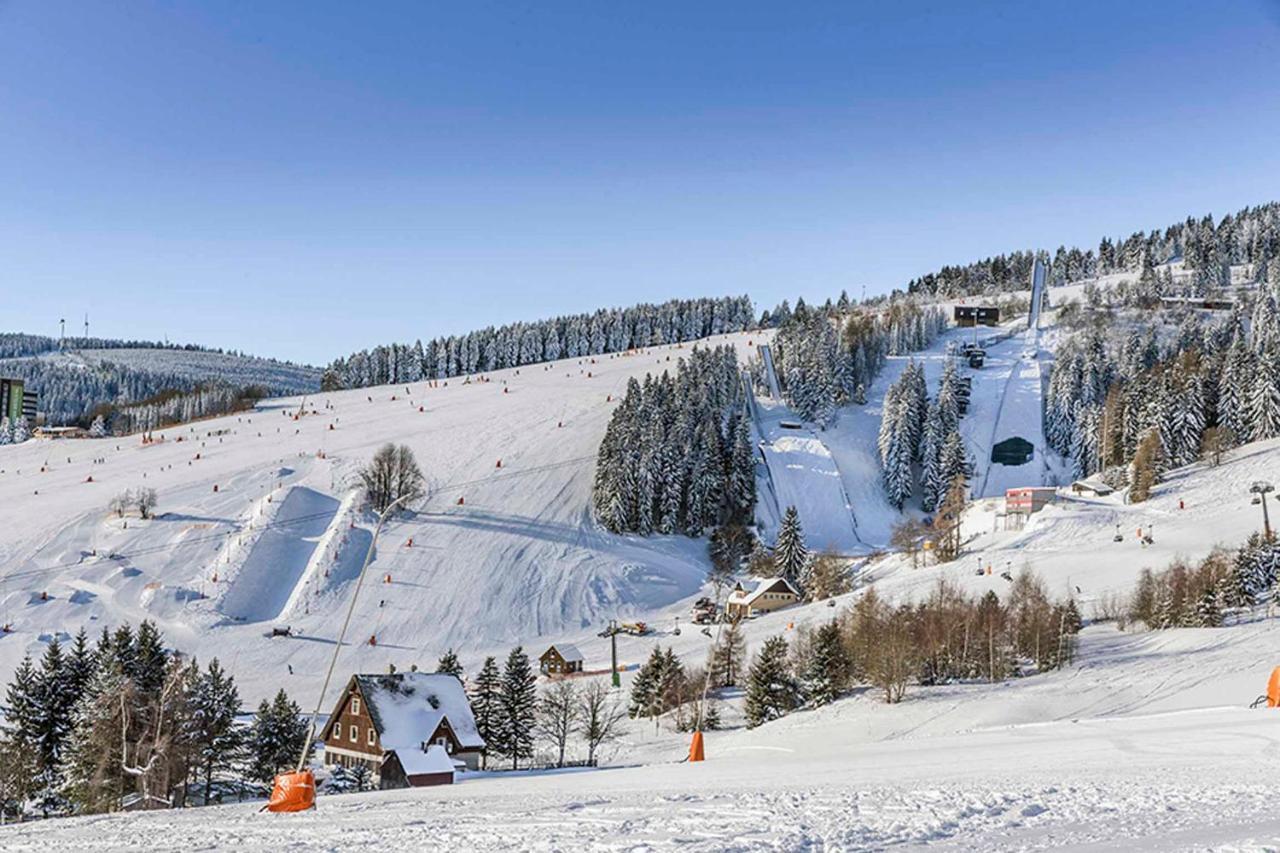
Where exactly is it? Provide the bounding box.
[321,672,484,789]
[725,576,801,620]
[1071,478,1115,497]
[539,643,584,676]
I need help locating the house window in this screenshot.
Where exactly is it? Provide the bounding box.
[350,724,358,743]
[367,728,376,746]
[331,726,339,741]
[352,697,360,716]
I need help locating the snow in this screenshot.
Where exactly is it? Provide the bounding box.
[394,744,454,777]
[357,672,483,751]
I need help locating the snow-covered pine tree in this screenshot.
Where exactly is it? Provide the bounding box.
[246,689,310,783]
[773,506,808,585]
[1249,346,1280,442]
[190,658,244,803]
[435,649,464,681]
[801,621,844,708]
[744,635,799,728]
[497,647,537,770]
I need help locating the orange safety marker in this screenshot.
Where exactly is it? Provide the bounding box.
[1268,666,1280,708]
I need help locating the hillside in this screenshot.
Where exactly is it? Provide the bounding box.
[0,340,322,425]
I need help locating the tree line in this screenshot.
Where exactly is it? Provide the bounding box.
[878,359,970,512]
[765,298,947,428]
[1124,534,1280,630]
[1046,289,1280,494]
[907,201,1280,298]
[0,621,309,820]
[322,295,756,390]
[624,570,1080,734]
[592,345,755,536]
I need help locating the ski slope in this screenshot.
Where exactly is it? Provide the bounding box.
[0,333,765,704]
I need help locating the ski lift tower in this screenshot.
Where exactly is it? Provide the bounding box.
[1251,481,1275,540]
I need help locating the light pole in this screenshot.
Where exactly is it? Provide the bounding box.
[1252,481,1275,540]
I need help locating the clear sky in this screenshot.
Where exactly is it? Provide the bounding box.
[3,1,1279,364]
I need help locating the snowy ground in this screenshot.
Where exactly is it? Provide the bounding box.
[10,620,1280,850]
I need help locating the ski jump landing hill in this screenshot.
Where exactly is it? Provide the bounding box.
[747,344,863,555]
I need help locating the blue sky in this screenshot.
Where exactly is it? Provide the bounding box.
[2,1,1279,364]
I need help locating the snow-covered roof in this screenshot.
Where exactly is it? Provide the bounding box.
[546,643,583,662]
[394,744,455,777]
[1072,478,1114,494]
[729,576,800,606]
[353,672,484,751]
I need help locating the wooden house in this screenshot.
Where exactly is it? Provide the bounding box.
[725,577,801,620]
[539,643,584,676]
[321,672,485,789]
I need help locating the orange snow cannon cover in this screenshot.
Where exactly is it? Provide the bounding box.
[688,730,705,762]
[266,770,315,813]
[1268,667,1280,708]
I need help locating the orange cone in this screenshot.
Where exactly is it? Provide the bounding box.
[265,770,315,813]
[688,730,705,762]
[1268,667,1280,707]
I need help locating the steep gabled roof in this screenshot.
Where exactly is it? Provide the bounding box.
[545,643,583,663]
[351,672,484,751]
[729,576,801,606]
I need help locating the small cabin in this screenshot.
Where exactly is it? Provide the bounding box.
[725,576,801,621]
[539,643,584,676]
[1071,478,1115,497]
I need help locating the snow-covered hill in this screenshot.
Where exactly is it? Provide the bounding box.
[0,332,772,703]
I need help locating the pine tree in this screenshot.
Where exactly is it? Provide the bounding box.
[744,636,799,728]
[468,656,502,770]
[801,621,845,708]
[190,658,244,803]
[246,689,311,783]
[773,506,808,585]
[497,647,537,770]
[435,649,464,681]
[1250,349,1280,441]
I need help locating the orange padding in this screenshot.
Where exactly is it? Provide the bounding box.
[1268,667,1280,708]
[688,730,705,762]
[266,770,315,813]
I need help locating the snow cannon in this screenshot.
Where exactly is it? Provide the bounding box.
[1269,667,1280,707]
[688,731,705,762]
[265,770,315,813]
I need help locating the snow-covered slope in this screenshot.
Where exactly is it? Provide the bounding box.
[0,333,771,703]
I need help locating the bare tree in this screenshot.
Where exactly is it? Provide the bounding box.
[576,679,625,765]
[890,518,930,569]
[109,490,132,518]
[360,443,424,512]
[536,679,580,768]
[1200,426,1235,467]
[134,487,158,520]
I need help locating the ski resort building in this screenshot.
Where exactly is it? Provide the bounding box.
[1005,487,1057,516]
[953,305,1000,327]
[725,577,801,620]
[321,672,485,788]
[539,643,584,676]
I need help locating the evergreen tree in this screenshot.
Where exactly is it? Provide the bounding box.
[801,621,845,708]
[744,636,799,728]
[496,647,537,770]
[773,506,808,585]
[435,649,464,681]
[708,622,748,688]
[468,656,502,770]
[246,689,311,783]
[189,658,244,803]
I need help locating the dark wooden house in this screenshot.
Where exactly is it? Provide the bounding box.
[539,643,584,676]
[321,672,485,789]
